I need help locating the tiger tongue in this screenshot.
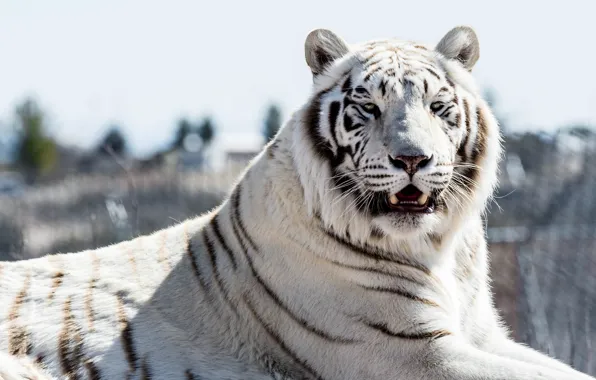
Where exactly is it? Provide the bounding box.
[396,185,422,201]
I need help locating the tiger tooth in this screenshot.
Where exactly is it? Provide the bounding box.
[389,194,399,205]
[417,193,429,205]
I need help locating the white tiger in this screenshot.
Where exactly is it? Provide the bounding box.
[0,26,594,380]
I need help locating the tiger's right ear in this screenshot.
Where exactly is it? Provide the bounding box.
[305,29,350,76]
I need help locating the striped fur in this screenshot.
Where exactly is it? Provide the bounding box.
[0,27,594,380]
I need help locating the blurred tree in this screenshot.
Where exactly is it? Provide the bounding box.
[97,126,127,156]
[14,98,57,177]
[262,104,282,143]
[198,117,215,147]
[173,118,192,149]
[505,132,553,174]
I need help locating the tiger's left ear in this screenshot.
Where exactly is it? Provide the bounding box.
[435,26,480,71]
[305,29,350,76]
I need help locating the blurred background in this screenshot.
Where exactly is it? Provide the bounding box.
[1,0,595,374]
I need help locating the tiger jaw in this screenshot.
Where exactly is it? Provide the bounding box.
[387,185,435,214]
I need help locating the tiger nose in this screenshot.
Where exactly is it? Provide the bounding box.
[388,154,432,175]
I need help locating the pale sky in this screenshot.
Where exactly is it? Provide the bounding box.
[1,0,595,157]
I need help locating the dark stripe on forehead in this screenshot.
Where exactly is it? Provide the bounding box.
[385,68,396,77]
[426,68,441,80]
[363,54,387,69]
[364,66,384,82]
[379,79,388,96]
[342,76,352,92]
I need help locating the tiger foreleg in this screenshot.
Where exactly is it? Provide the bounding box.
[481,338,595,379]
[407,337,593,380]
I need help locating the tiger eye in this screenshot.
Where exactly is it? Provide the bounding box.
[430,102,444,113]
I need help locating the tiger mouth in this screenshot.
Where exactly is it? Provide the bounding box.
[387,185,435,213]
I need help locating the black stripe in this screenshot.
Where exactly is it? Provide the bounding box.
[469,106,488,185]
[379,79,388,96]
[229,202,357,344]
[363,174,393,179]
[140,357,152,380]
[120,316,138,372]
[186,238,211,294]
[328,101,341,147]
[457,98,471,161]
[428,171,449,177]
[323,258,425,286]
[202,230,240,317]
[454,112,461,129]
[363,66,383,82]
[358,285,440,307]
[185,370,196,380]
[341,75,352,92]
[363,55,386,69]
[85,360,102,380]
[362,319,450,340]
[341,113,353,132]
[366,181,397,188]
[305,90,334,161]
[352,105,368,120]
[426,68,441,79]
[438,104,454,117]
[361,164,387,170]
[231,187,258,252]
[210,217,238,270]
[321,228,430,274]
[243,295,324,380]
[59,298,83,380]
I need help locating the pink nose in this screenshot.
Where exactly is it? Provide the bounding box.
[388,155,431,175]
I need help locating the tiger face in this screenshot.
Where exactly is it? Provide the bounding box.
[302,27,500,238]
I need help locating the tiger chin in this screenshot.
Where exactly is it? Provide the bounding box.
[0,27,594,380]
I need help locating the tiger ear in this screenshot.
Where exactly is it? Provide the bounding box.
[435,26,480,71]
[305,29,350,76]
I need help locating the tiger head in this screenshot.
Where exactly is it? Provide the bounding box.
[292,26,502,242]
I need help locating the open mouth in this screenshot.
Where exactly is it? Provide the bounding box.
[387,184,435,213]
